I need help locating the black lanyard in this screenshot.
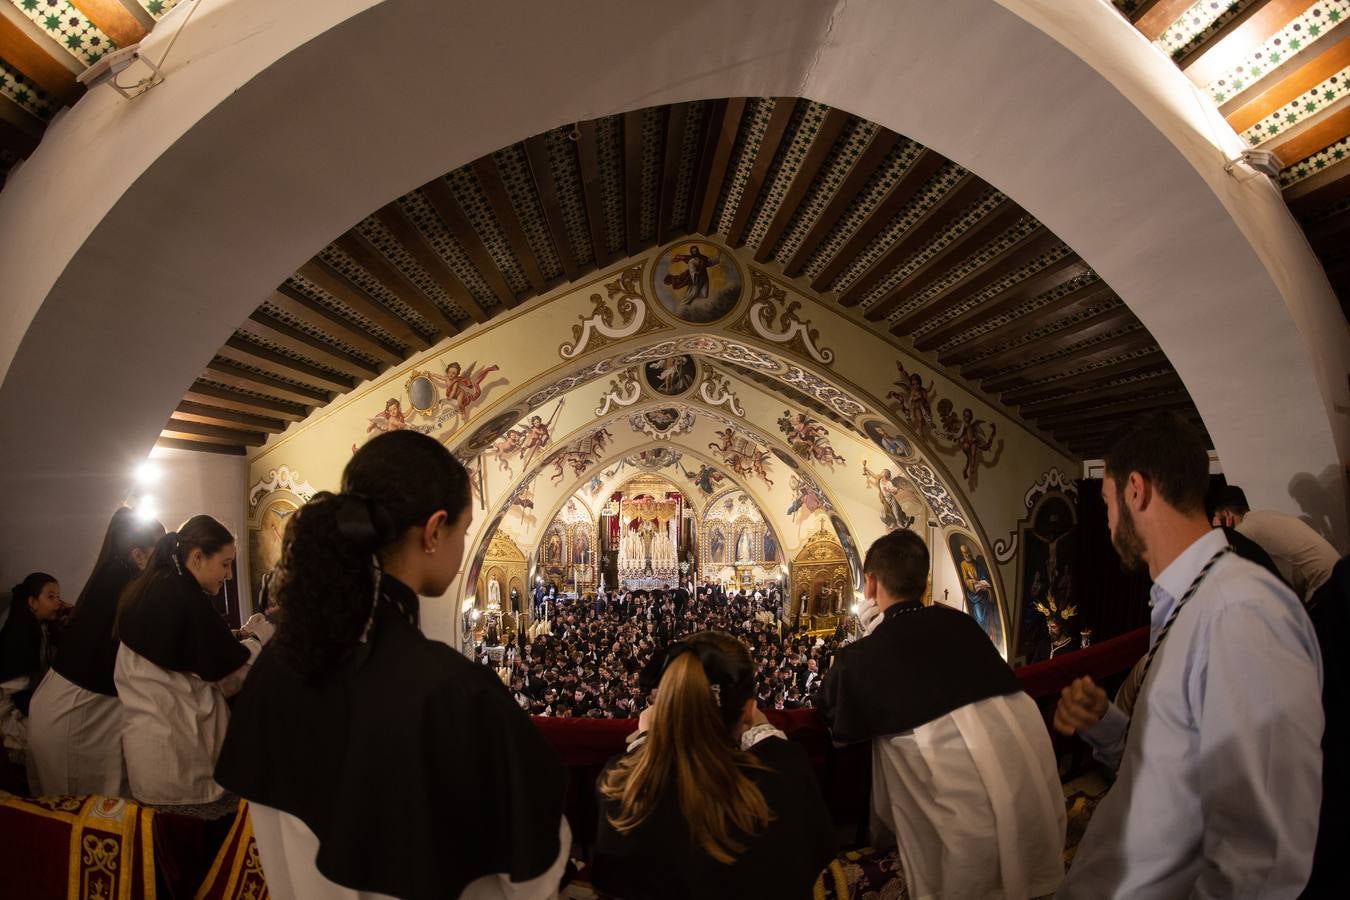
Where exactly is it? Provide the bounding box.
[1121,545,1232,752]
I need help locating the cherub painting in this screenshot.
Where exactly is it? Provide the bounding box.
[937,399,1000,490]
[777,411,845,469]
[430,361,500,422]
[785,475,826,521]
[682,462,725,495]
[862,459,924,532]
[886,360,935,438]
[367,398,411,434]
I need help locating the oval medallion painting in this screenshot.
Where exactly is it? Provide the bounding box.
[652,241,743,323]
[644,355,697,396]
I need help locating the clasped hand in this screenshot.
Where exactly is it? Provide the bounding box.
[1052,675,1108,736]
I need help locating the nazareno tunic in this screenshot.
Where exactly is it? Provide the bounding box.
[815,600,1065,900]
[27,558,138,796]
[215,574,570,900]
[115,568,257,808]
[590,734,835,899]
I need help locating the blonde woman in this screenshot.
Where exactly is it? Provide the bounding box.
[592,631,834,898]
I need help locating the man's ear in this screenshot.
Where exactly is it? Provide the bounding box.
[1128,471,1153,513]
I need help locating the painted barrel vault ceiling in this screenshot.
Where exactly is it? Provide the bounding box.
[3,2,1345,461]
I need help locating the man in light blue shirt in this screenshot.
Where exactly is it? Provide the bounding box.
[1055,412,1323,898]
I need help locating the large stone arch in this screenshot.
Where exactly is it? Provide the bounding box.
[1,0,1344,592]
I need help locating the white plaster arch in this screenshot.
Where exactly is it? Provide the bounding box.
[1,0,1345,593]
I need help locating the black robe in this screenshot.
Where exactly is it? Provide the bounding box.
[814,601,1022,744]
[0,602,53,715]
[215,574,568,900]
[52,559,136,696]
[118,569,249,681]
[591,736,835,899]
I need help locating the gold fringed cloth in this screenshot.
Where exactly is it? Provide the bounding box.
[0,794,156,899]
[194,800,269,900]
[0,794,270,900]
[620,497,679,527]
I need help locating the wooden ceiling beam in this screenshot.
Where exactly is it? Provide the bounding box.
[0,16,81,106]
[239,311,380,380]
[1034,391,1195,431]
[183,382,307,422]
[1184,0,1318,88]
[727,98,798,247]
[656,103,689,247]
[810,150,947,292]
[69,0,146,47]
[913,256,1092,351]
[843,179,1010,310]
[1174,0,1282,71]
[296,259,430,351]
[782,129,901,276]
[375,201,488,324]
[885,228,1062,332]
[203,359,330,407]
[1053,412,1205,444]
[1000,350,1170,405]
[694,98,747,236]
[1226,26,1350,133]
[961,305,1140,380]
[172,401,287,434]
[938,280,1117,367]
[471,156,546,294]
[523,133,581,281]
[154,438,246,457]
[1270,105,1350,168]
[982,329,1157,392]
[216,338,351,394]
[1306,207,1350,254]
[575,119,614,270]
[754,106,850,262]
[160,419,267,448]
[269,287,403,365]
[623,109,646,257]
[1017,371,1186,417]
[333,229,464,334]
[417,179,516,310]
[1134,0,1193,39]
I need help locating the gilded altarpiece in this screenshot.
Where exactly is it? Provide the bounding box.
[789,520,852,632]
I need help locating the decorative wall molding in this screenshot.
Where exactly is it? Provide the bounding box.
[629,406,697,440]
[900,462,967,527]
[248,466,317,514]
[594,369,643,416]
[1023,466,1078,509]
[737,268,836,365]
[698,366,745,416]
[559,265,660,359]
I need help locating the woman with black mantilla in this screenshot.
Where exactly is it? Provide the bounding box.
[28,507,164,796]
[0,573,67,774]
[115,514,268,818]
[591,630,835,899]
[216,430,570,900]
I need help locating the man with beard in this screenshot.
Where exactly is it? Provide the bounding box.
[1054,413,1323,898]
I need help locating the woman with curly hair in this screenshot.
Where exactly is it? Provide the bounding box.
[591,630,834,898]
[216,430,569,900]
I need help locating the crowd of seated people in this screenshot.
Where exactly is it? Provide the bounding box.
[502,587,846,719]
[0,416,1341,898]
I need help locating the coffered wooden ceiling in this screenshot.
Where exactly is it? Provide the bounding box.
[7,1,1343,462]
[145,97,1206,460]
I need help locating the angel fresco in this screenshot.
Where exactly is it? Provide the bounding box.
[862,459,918,532]
[938,400,999,490]
[684,463,724,495]
[367,398,413,434]
[886,360,936,438]
[430,361,500,422]
[777,411,845,470]
[785,475,825,521]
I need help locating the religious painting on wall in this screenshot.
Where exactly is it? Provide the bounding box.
[777,411,846,469]
[573,529,591,565]
[651,240,744,323]
[406,360,504,439]
[861,417,914,460]
[763,528,779,562]
[460,407,527,455]
[1017,493,1079,664]
[710,526,726,564]
[828,513,863,590]
[708,427,774,487]
[643,355,697,396]
[949,534,1002,650]
[936,400,1001,491]
[861,460,926,532]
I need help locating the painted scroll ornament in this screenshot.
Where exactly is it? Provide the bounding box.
[559,265,657,359]
[740,268,835,364]
[698,367,745,417]
[594,369,643,416]
[248,466,317,513]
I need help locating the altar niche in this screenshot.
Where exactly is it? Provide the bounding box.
[616,493,683,591]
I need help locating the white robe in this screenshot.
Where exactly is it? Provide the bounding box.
[114,640,259,806]
[871,692,1065,899]
[250,805,572,900]
[26,669,127,797]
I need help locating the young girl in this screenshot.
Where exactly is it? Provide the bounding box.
[0,573,65,769]
[216,430,569,899]
[592,631,834,899]
[28,508,164,796]
[114,515,266,818]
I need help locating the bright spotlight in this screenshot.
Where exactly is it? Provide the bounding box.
[134,461,160,486]
[135,496,158,522]
[850,603,860,615]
